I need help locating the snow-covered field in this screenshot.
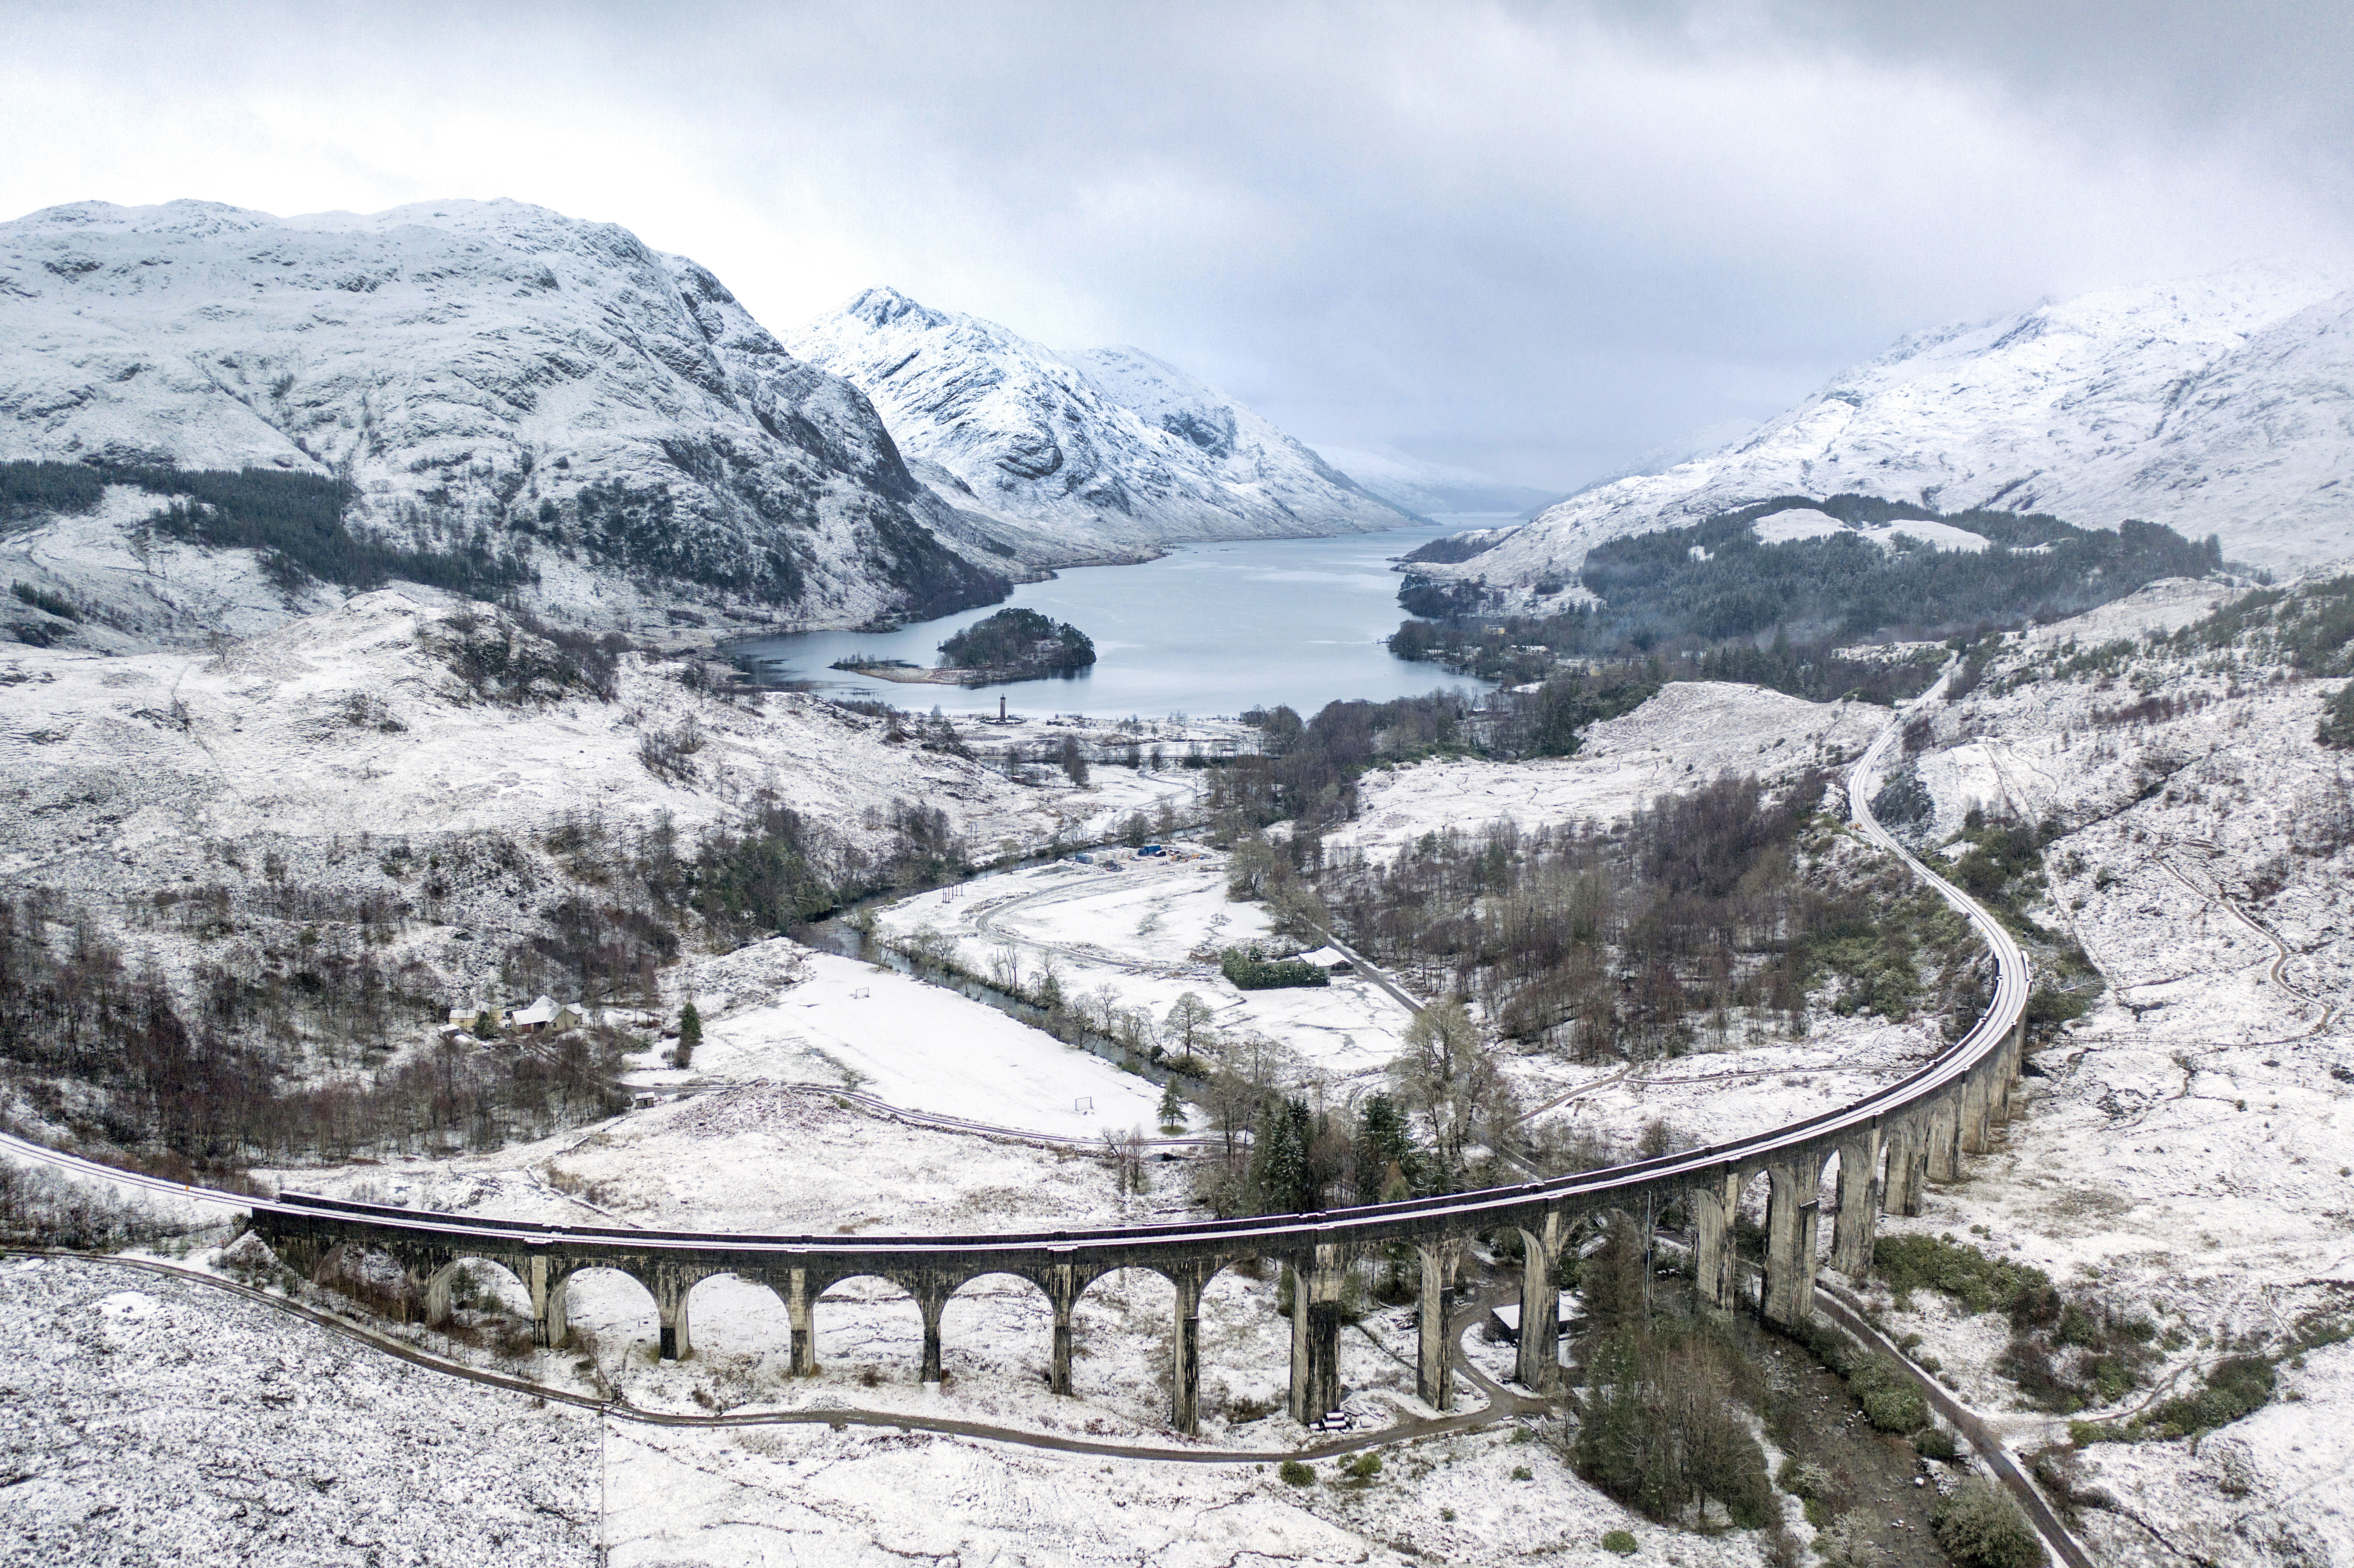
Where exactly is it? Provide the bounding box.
[1751,507,1991,553]
[599,1413,1760,1568]
[644,948,1171,1139]
[876,851,1416,1093]
[0,1254,599,1567]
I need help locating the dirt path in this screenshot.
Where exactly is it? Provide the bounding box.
[1815,1282,2096,1568]
[2153,839,2340,1033]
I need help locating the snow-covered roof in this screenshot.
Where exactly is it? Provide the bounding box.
[509,995,560,1026]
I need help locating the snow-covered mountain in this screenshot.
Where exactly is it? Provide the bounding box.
[1307,443,1559,520]
[0,199,1009,637]
[1408,265,2354,607]
[789,289,1409,562]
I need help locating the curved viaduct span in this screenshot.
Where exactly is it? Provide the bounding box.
[252,703,2029,1436]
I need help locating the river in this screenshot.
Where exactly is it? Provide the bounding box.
[731,517,1506,719]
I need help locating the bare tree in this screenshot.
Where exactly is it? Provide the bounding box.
[1163,992,1215,1056]
[1389,999,1515,1180]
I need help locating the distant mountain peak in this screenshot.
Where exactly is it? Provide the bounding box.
[1404,263,2354,607]
[1310,442,1560,520]
[845,285,952,333]
[792,289,1407,560]
[0,198,1009,640]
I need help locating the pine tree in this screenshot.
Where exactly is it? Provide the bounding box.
[676,999,702,1068]
[1157,1078,1185,1133]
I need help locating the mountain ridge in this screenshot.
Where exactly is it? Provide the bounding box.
[1405,264,2354,611]
[789,286,1410,564]
[0,198,1008,642]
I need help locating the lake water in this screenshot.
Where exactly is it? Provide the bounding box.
[731,518,1509,719]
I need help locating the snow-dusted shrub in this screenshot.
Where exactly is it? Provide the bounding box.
[2320,682,2354,749]
[428,607,622,705]
[1576,1319,1775,1529]
[1218,947,1329,991]
[1875,1234,2050,1317]
[1815,1515,1876,1568]
[1915,1425,1959,1461]
[1847,1355,1929,1433]
[1774,1458,1832,1499]
[1929,1476,2045,1568]
[637,715,705,781]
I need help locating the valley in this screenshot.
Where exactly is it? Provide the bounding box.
[3,64,2352,1566]
[11,559,2349,1566]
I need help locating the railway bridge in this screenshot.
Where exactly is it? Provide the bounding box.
[251,698,2029,1434]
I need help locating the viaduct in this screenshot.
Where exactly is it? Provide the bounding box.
[251,704,2030,1434]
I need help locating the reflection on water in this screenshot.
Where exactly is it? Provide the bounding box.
[732,518,1511,719]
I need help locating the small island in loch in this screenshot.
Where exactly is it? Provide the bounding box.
[831,607,1098,685]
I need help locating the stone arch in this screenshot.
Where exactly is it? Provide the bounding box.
[423,1254,531,1326]
[678,1269,797,1367]
[1189,1253,1283,1429]
[1883,1112,1931,1216]
[1925,1089,1963,1182]
[548,1262,660,1354]
[811,1271,925,1380]
[1072,1265,1177,1414]
[939,1269,1058,1387]
[1734,1168,1774,1256]
[310,1240,448,1324]
[1819,1131,1882,1279]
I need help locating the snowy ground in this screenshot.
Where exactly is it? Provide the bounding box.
[1509,1015,1947,1162]
[600,1413,1766,1568]
[0,1254,599,1567]
[2063,1341,2354,1567]
[1331,681,1884,863]
[1823,578,2354,1564]
[876,851,1416,1094]
[0,589,1164,882]
[636,946,1171,1139]
[0,1247,1766,1568]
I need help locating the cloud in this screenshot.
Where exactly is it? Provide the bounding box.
[3,0,2347,488]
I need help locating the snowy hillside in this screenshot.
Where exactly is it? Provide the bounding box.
[1409,264,2354,606]
[1842,575,2354,1566]
[0,591,1102,1051]
[1308,442,1559,520]
[0,199,1008,637]
[789,289,1408,563]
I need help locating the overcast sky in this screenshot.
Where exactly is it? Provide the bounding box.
[4,1,2348,489]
